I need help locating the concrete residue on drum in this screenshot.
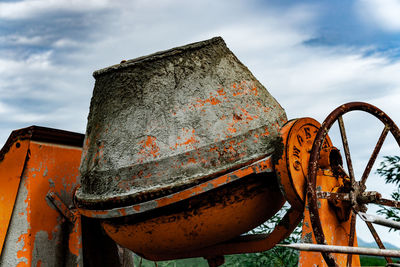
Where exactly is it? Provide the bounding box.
[76,36,287,209]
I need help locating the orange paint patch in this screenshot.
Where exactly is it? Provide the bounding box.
[227,127,237,133]
[187,158,197,164]
[261,127,270,137]
[217,88,226,96]
[133,205,141,212]
[231,81,259,98]
[138,136,160,161]
[172,128,199,150]
[194,96,222,107]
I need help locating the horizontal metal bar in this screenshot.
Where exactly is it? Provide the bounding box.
[278,243,400,257]
[316,191,350,201]
[358,212,400,230]
[376,198,400,209]
[316,191,383,205]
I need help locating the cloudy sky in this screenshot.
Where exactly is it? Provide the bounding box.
[1,0,400,246]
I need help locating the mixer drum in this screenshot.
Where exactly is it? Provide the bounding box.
[75,37,287,209]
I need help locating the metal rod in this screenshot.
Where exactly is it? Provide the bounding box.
[358,212,400,230]
[317,191,385,205]
[360,126,389,186]
[347,212,356,267]
[338,116,356,186]
[376,198,400,209]
[317,191,350,201]
[365,221,393,263]
[278,243,400,257]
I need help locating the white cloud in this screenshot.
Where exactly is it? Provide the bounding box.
[357,0,400,32]
[0,51,53,77]
[0,102,14,115]
[0,34,45,45]
[52,38,80,48]
[1,0,400,245]
[0,0,112,20]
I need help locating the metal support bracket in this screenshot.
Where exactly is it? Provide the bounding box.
[46,189,78,223]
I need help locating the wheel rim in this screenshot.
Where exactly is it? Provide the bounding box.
[307,102,400,266]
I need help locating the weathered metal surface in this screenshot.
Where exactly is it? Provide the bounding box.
[77,156,303,261]
[0,140,29,255]
[346,211,356,267]
[274,117,333,211]
[0,126,84,266]
[47,189,78,223]
[360,126,389,186]
[358,212,400,230]
[0,126,136,266]
[146,206,303,261]
[307,102,400,266]
[316,191,383,205]
[76,36,287,209]
[77,155,274,219]
[376,198,400,208]
[338,116,356,187]
[280,243,400,257]
[300,173,360,267]
[101,168,285,260]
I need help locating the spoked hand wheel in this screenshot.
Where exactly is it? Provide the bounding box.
[307,102,400,266]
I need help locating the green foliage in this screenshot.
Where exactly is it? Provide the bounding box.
[360,255,400,266]
[223,205,302,267]
[133,256,208,267]
[376,156,400,229]
[377,156,400,186]
[360,255,388,266]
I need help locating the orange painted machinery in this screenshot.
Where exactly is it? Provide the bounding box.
[1,37,400,267]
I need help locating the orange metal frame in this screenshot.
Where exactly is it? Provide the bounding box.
[274,118,360,266]
[0,126,84,266]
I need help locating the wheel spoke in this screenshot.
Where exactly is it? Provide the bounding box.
[365,221,393,263]
[375,198,400,209]
[346,211,356,267]
[338,116,356,184]
[360,126,389,186]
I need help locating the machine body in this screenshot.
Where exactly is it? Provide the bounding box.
[1,38,399,267]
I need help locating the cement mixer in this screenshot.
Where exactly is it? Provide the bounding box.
[1,37,400,267]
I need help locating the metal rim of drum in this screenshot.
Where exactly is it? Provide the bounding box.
[76,155,303,259]
[307,102,400,266]
[77,156,276,219]
[275,118,333,211]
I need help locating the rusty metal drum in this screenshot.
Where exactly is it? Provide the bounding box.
[74,37,289,259]
[75,37,287,209]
